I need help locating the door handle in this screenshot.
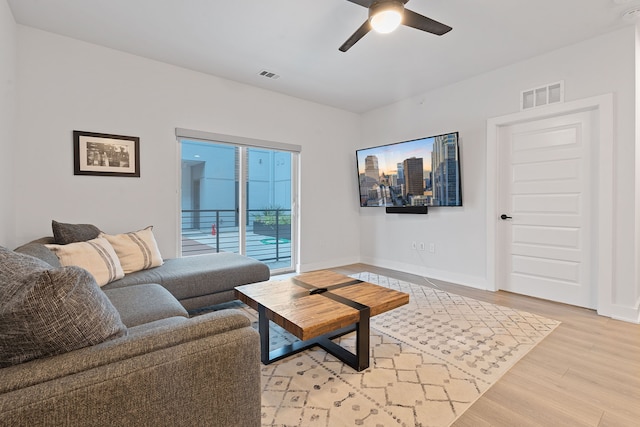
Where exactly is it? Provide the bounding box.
[500,214,512,220]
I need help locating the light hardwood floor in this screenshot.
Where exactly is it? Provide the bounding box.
[330,264,640,427]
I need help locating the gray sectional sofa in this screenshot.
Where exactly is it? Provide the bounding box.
[0,230,271,426]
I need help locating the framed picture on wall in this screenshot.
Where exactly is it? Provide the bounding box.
[73,130,140,177]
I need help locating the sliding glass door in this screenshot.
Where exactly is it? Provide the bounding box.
[180,137,297,273]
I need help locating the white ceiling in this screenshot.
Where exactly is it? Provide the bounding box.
[7,0,638,113]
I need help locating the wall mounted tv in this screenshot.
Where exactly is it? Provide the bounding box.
[356,132,462,208]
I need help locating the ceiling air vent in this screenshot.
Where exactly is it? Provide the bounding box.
[622,7,640,21]
[258,70,280,80]
[521,81,564,111]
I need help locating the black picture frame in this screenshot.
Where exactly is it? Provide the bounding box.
[73,130,140,177]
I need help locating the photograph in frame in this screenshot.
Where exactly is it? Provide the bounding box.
[73,130,140,177]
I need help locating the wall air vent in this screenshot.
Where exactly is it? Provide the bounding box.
[521,81,564,111]
[258,70,280,80]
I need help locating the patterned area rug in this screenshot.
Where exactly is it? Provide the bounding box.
[202,272,561,427]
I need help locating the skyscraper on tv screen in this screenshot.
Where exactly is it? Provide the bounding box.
[432,134,461,206]
[364,155,379,184]
[396,163,405,185]
[403,157,424,197]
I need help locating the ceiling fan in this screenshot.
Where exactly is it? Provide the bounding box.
[339,0,452,52]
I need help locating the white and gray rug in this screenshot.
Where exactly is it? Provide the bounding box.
[207,272,561,426]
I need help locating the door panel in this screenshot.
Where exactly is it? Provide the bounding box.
[499,111,594,308]
[181,142,240,256]
[513,193,581,214]
[247,148,293,271]
[512,256,580,282]
[513,226,580,249]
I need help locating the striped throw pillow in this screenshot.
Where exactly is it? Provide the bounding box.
[45,237,125,286]
[101,226,163,274]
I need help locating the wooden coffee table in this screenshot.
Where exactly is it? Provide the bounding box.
[235,270,409,371]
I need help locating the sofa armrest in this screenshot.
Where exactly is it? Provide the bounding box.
[13,239,59,267]
[0,309,252,393]
[0,309,260,426]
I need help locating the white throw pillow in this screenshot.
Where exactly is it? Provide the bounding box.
[45,237,125,286]
[101,226,163,274]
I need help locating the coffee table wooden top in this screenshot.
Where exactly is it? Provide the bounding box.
[235,270,409,341]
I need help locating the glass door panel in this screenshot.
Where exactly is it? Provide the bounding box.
[181,140,240,255]
[247,148,293,271]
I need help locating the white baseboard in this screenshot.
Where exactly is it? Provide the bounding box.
[298,256,361,273]
[359,256,489,290]
[608,300,640,324]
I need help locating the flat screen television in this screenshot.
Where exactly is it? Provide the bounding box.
[356,132,462,207]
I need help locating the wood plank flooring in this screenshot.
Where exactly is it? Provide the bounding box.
[330,264,640,427]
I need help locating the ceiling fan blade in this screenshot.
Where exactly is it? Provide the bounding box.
[347,0,411,6]
[339,20,372,52]
[345,0,375,7]
[402,9,452,36]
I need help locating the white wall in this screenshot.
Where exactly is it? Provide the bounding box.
[636,24,640,323]
[15,26,362,270]
[0,1,16,248]
[360,26,639,320]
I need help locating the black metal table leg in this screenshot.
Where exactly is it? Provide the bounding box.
[258,304,270,365]
[258,301,372,371]
[355,306,370,370]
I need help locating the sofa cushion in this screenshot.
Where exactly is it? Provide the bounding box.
[52,220,101,244]
[46,237,125,286]
[0,246,127,367]
[103,284,188,327]
[102,226,164,274]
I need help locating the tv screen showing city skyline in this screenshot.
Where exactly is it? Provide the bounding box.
[356,132,462,207]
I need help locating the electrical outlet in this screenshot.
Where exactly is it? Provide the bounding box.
[411,241,417,250]
[429,243,435,253]
[418,242,426,251]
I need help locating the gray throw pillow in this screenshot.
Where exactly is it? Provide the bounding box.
[52,220,101,244]
[0,246,127,367]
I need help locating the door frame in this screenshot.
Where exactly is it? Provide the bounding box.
[175,128,301,274]
[486,93,613,316]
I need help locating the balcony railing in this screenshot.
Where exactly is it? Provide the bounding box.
[181,208,292,270]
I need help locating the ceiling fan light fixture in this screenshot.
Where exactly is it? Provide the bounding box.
[369,1,404,34]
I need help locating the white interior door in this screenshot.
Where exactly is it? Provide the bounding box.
[498,110,595,308]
